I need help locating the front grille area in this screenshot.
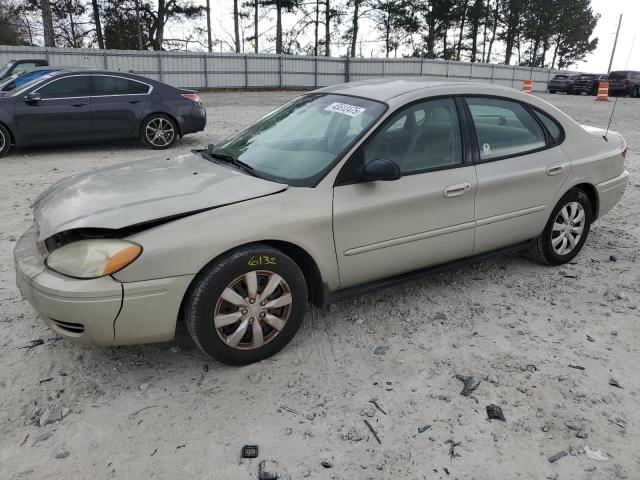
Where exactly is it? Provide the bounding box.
[51,319,85,334]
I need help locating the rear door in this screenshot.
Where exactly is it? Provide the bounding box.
[465,96,570,254]
[90,75,151,140]
[14,75,92,145]
[332,97,477,288]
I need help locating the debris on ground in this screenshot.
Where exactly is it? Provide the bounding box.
[609,378,623,388]
[418,425,431,434]
[568,365,585,370]
[242,445,259,458]
[445,439,461,460]
[586,335,596,342]
[18,339,44,349]
[548,451,568,463]
[321,460,333,468]
[369,399,387,415]
[54,449,69,459]
[258,460,279,480]
[584,446,609,462]
[454,374,481,397]
[363,419,382,444]
[373,346,389,355]
[31,432,53,446]
[486,404,506,421]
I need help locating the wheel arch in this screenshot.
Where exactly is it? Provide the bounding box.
[0,120,16,147]
[572,182,599,219]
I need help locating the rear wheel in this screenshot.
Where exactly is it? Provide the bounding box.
[529,189,592,266]
[183,245,308,365]
[549,90,556,94]
[141,114,177,149]
[0,123,10,158]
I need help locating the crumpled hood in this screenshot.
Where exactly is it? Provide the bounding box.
[33,152,288,241]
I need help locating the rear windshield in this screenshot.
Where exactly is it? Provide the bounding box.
[608,71,628,79]
[552,75,568,80]
[580,75,595,80]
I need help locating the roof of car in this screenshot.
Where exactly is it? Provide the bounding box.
[316,78,526,102]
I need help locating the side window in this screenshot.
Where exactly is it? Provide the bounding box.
[466,97,546,161]
[93,76,150,96]
[37,76,90,99]
[363,98,462,174]
[532,109,563,144]
[13,62,37,75]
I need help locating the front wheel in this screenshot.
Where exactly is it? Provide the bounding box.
[183,245,308,365]
[141,114,178,149]
[529,189,593,266]
[0,123,11,158]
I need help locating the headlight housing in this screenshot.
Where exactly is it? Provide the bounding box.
[45,239,142,279]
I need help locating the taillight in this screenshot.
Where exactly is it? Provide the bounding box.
[181,93,201,103]
[624,79,630,85]
[621,136,630,159]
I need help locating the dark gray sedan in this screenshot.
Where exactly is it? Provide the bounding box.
[0,69,206,157]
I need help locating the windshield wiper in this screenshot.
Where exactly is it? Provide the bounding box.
[202,145,257,177]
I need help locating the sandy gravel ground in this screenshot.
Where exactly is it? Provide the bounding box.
[0,90,638,480]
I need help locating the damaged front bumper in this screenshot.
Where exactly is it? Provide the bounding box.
[14,225,193,346]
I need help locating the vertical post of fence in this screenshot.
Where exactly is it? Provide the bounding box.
[446,60,450,78]
[420,58,424,77]
[382,59,386,78]
[512,66,516,88]
[470,62,473,80]
[278,55,283,89]
[244,54,249,88]
[345,55,350,83]
[490,63,495,85]
[203,54,208,89]
[158,52,164,82]
[314,56,318,87]
[102,51,108,69]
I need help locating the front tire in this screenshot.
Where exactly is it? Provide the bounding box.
[529,189,593,266]
[0,123,11,158]
[183,245,308,365]
[141,114,178,149]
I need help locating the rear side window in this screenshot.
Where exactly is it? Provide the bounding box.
[92,76,150,95]
[532,109,563,144]
[37,76,91,98]
[466,97,546,161]
[13,62,37,75]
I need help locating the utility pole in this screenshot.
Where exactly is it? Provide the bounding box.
[608,14,622,73]
[206,0,212,52]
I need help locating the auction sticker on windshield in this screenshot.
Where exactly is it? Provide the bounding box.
[324,102,366,117]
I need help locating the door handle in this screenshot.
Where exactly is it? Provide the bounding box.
[71,103,87,107]
[128,100,142,104]
[444,182,471,198]
[546,164,564,176]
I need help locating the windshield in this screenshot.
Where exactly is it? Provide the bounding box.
[7,72,57,97]
[0,61,15,79]
[210,93,386,186]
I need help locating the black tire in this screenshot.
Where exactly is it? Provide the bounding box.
[183,244,308,365]
[549,90,556,94]
[634,87,640,99]
[0,123,11,158]
[529,188,593,266]
[141,114,178,150]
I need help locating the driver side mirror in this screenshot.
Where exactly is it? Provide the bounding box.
[362,158,401,182]
[24,92,41,103]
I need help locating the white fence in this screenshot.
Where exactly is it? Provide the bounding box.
[0,45,565,91]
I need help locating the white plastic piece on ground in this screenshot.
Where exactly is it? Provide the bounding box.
[584,446,609,461]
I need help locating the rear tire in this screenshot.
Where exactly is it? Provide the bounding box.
[549,90,556,94]
[529,188,593,266]
[0,123,10,158]
[183,244,308,365]
[141,114,178,150]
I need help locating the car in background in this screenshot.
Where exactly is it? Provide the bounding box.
[14,80,629,364]
[572,73,607,96]
[608,70,640,98]
[547,74,581,94]
[0,69,206,157]
[0,66,70,95]
[0,59,49,81]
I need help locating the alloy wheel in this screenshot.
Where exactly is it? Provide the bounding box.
[214,270,292,350]
[0,129,5,152]
[145,117,175,147]
[551,201,585,255]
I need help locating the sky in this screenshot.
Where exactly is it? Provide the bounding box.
[167,0,640,73]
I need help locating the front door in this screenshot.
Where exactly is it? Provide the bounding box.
[332,97,477,288]
[14,75,92,145]
[464,96,570,254]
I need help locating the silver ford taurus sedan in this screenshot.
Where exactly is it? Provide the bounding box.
[14,80,629,364]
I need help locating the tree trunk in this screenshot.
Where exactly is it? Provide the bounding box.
[470,11,479,62]
[456,0,469,60]
[486,0,499,62]
[68,7,77,47]
[135,0,143,49]
[324,0,330,56]
[350,0,359,57]
[254,0,258,52]
[276,1,282,54]
[206,0,212,51]
[91,0,104,49]
[156,0,165,50]
[481,0,490,62]
[314,0,319,55]
[233,0,240,52]
[41,0,55,47]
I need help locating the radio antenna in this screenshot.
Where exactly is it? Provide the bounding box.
[604,33,635,141]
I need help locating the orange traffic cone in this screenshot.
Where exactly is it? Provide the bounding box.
[522,80,533,94]
[595,81,609,101]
